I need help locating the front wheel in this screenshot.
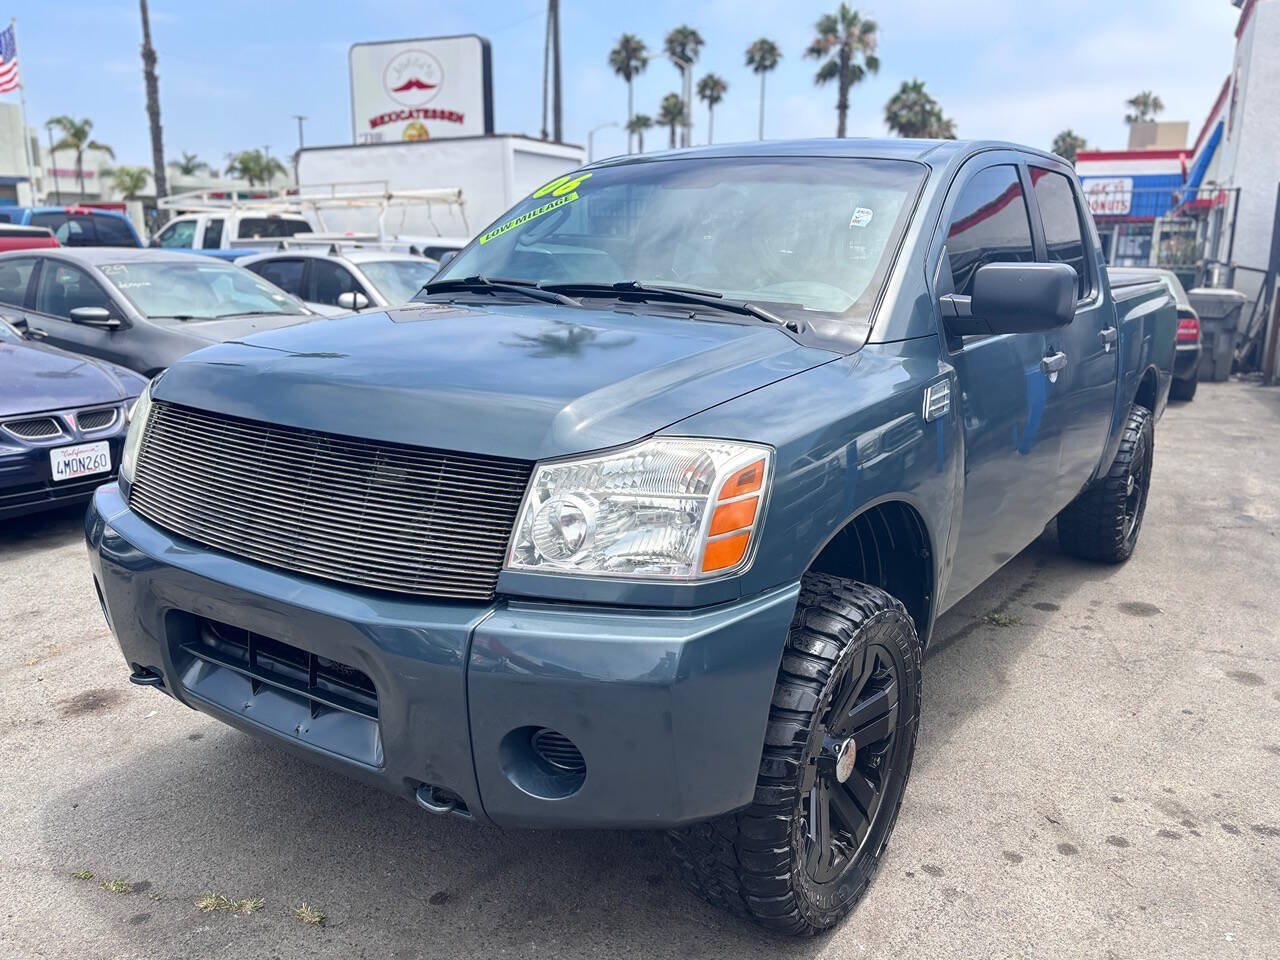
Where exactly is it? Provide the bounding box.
[668,574,922,936]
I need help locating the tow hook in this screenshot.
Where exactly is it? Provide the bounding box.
[415,784,473,820]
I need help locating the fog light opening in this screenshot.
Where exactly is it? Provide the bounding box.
[499,726,586,800]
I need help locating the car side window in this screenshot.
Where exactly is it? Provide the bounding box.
[237,218,312,239]
[1030,167,1089,299]
[202,218,225,249]
[33,261,115,319]
[155,219,197,248]
[310,260,360,306]
[93,215,139,247]
[945,165,1035,297]
[0,257,37,307]
[249,258,306,296]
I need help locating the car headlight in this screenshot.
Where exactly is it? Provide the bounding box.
[118,384,154,485]
[507,438,772,580]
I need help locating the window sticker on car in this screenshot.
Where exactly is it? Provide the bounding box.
[849,207,874,228]
[101,264,128,276]
[479,172,594,245]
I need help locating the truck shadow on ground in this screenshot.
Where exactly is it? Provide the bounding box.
[38,527,1123,958]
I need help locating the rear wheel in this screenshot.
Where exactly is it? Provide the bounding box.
[1169,375,1197,402]
[1057,404,1154,563]
[668,574,922,936]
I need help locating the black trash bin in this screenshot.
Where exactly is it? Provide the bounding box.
[1188,288,1247,381]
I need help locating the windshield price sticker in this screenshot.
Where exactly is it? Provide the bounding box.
[479,172,594,245]
[849,207,874,228]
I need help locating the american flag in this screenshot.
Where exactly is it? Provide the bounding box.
[0,25,19,94]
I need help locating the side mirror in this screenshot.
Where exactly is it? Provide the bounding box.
[148,237,160,248]
[437,250,458,269]
[940,263,1077,336]
[336,291,371,311]
[69,306,123,328]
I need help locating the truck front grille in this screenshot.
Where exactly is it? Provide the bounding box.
[128,401,532,601]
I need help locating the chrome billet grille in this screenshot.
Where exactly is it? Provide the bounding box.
[3,416,63,440]
[128,402,532,601]
[76,407,119,432]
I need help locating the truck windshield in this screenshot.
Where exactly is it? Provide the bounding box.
[99,261,309,320]
[439,156,925,326]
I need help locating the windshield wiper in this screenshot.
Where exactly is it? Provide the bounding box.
[421,275,580,307]
[540,281,799,331]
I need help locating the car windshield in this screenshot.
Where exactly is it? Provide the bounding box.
[99,261,308,320]
[359,259,440,303]
[437,156,926,325]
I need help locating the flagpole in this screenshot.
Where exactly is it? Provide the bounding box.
[10,18,37,205]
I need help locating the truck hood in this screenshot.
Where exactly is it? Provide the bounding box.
[152,312,315,343]
[0,338,145,418]
[155,302,839,461]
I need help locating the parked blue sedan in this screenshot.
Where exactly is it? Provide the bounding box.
[0,318,145,520]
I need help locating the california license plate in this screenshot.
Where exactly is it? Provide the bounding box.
[49,441,112,482]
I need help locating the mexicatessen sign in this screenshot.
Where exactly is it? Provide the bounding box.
[349,35,494,144]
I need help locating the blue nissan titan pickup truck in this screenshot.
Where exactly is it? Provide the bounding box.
[86,139,1175,935]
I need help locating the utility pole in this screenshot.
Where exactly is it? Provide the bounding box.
[550,0,562,142]
[139,0,169,226]
[292,115,306,183]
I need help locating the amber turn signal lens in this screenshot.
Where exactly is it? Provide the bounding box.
[718,459,765,500]
[709,497,758,536]
[702,531,750,573]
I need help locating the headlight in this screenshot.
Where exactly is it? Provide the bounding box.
[507,438,772,580]
[118,385,154,485]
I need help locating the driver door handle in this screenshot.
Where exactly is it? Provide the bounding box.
[1099,326,1118,351]
[26,326,48,340]
[1040,351,1068,374]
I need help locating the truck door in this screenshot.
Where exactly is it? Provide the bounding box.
[1026,166,1119,507]
[937,160,1065,605]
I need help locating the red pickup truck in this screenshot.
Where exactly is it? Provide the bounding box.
[0,225,59,252]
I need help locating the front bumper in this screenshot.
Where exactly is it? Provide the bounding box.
[1,435,125,520]
[85,484,799,829]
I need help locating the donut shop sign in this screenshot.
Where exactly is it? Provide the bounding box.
[349,35,494,144]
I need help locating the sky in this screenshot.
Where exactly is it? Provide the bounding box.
[8,0,1246,169]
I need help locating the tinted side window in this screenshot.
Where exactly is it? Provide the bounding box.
[93,215,140,247]
[202,218,225,249]
[249,258,306,296]
[945,165,1035,297]
[309,260,359,306]
[237,218,312,239]
[155,219,197,248]
[32,213,98,246]
[34,261,114,319]
[0,256,37,307]
[1030,168,1088,298]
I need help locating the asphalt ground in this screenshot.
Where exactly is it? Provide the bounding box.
[1,379,1277,959]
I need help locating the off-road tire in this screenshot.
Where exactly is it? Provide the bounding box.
[668,574,922,936]
[1057,404,1154,563]
[1169,375,1197,402]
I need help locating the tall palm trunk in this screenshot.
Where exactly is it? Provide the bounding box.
[140,0,169,224]
[627,80,634,152]
[758,73,767,140]
[708,106,715,145]
[836,45,850,138]
[668,122,676,149]
[76,151,85,199]
[638,129,645,152]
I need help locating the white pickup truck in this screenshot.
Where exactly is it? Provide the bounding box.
[148,210,315,261]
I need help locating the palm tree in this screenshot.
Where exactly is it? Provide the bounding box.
[664,25,703,146]
[1124,91,1165,124]
[884,79,956,139]
[140,0,169,224]
[745,38,781,140]
[805,4,880,138]
[658,94,687,150]
[172,151,209,176]
[627,113,654,153]
[225,149,286,187]
[1051,130,1087,165]
[105,165,151,199]
[696,74,728,145]
[46,116,114,199]
[609,34,649,153]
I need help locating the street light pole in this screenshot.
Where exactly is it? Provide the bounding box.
[588,121,619,162]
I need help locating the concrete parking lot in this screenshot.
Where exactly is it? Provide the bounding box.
[1,380,1277,960]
